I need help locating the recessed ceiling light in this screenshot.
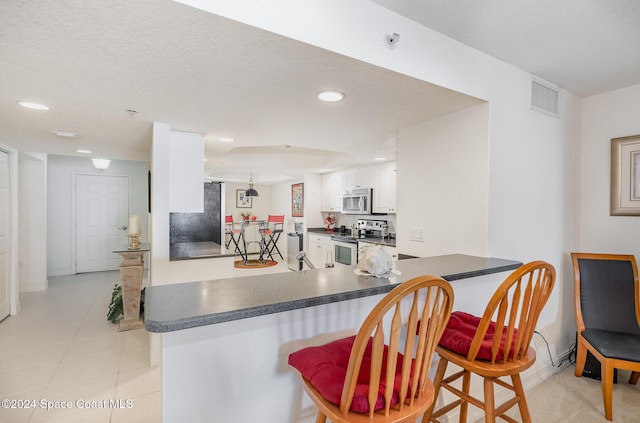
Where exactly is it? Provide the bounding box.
[374,157,385,161]
[52,131,78,138]
[18,101,50,111]
[76,149,92,154]
[218,137,235,143]
[317,90,345,102]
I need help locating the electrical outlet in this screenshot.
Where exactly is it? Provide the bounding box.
[410,226,425,242]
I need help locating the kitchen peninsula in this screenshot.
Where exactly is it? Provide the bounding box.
[145,254,521,423]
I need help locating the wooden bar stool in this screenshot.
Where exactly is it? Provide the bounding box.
[424,261,556,423]
[289,275,454,422]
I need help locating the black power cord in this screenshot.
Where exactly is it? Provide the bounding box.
[534,330,575,368]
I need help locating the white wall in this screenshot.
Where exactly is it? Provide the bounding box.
[397,104,489,257]
[580,83,640,256]
[18,153,47,291]
[47,155,149,276]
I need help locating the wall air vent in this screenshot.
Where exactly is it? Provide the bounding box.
[531,78,560,118]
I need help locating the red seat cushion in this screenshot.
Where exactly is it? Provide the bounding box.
[288,335,407,413]
[438,311,517,361]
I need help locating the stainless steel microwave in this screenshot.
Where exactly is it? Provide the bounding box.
[342,188,372,215]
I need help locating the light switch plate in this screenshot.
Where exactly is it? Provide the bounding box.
[410,226,425,242]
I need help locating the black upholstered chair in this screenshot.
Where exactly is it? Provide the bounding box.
[571,252,640,421]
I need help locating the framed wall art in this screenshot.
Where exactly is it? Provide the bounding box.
[236,189,252,208]
[611,134,640,216]
[291,183,304,217]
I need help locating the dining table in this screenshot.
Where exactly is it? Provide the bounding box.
[238,219,270,264]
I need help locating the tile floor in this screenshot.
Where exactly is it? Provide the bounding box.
[0,271,159,423]
[2,265,639,423]
[504,365,640,423]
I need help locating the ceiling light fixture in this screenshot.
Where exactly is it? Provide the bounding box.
[317,90,345,102]
[91,158,111,170]
[18,101,50,111]
[374,157,385,161]
[245,172,259,197]
[76,149,92,154]
[218,137,235,143]
[52,131,78,138]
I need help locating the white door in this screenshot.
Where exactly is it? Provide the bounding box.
[0,151,11,320]
[76,175,130,273]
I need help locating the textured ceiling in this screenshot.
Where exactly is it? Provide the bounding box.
[3,1,640,183]
[372,0,640,97]
[0,0,482,183]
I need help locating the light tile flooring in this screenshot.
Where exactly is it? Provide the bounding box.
[0,271,159,423]
[2,266,639,423]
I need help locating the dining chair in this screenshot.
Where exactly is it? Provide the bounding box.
[571,252,640,421]
[424,261,556,423]
[289,275,454,422]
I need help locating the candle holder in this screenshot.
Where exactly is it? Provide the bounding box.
[128,233,141,250]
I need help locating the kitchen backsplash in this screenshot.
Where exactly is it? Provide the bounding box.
[321,212,396,235]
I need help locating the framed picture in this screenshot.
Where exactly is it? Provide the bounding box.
[611,134,640,216]
[291,183,304,217]
[236,189,252,208]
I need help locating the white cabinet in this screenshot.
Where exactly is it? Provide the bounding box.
[321,171,344,212]
[169,131,204,212]
[322,161,397,214]
[373,161,397,214]
[307,233,332,268]
[344,166,376,190]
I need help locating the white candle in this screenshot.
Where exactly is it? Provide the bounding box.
[128,215,140,235]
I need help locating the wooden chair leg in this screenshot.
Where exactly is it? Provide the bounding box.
[483,377,496,423]
[511,373,532,423]
[422,357,448,422]
[460,370,471,423]
[601,360,614,421]
[630,371,640,385]
[575,342,587,377]
[315,411,327,423]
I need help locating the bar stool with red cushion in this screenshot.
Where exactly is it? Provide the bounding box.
[289,275,454,422]
[224,215,241,254]
[260,214,284,260]
[423,261,556,423]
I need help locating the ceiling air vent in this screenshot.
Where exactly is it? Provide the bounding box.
[530,78,559,117]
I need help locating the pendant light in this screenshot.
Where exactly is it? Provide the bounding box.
[245,172,259,197]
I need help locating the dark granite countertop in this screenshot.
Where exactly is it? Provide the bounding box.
[144,254,521,333]
[357,238,396,247]
[307,227,332,235]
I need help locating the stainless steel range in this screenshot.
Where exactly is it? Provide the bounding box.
[329,219,388,266]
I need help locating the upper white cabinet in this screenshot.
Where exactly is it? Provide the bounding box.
[169,131,204,213]
[344,166,376,190]
[373,161,397,214]
[321,162,397,214]
[321,171,344,212]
